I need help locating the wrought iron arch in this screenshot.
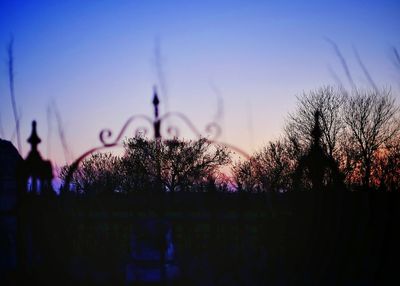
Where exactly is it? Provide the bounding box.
[61,87,250,193]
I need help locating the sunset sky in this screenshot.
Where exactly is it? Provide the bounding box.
[0,0,399,166]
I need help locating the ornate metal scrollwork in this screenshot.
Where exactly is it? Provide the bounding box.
[158,112,222,141]
[99,115,154,147]
[62,88,249,193]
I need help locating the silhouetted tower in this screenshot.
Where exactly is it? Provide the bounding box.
[19,121,54,196]
[311,111,322,147]
[294,111,344,191]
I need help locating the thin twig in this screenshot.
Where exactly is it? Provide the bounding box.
[353,47,378,92]
[325,38,356,90]
[52,100,72,163]
[10,112,22,142]
[393,47,400,70]
[7,37,22,153]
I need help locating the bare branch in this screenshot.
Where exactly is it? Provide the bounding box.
[343,88,400,188]
[7,37,22,153]
[52,101,73,163]
[393,47,400,71]
[353,47,378,92]
[325,38,356,90]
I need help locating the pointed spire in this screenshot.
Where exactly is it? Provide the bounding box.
[152,86,161,139]
[311,110,322,144]
[152,85,160,119]
[27,120,41,151]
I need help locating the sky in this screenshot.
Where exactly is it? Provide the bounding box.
[0,0,399,167]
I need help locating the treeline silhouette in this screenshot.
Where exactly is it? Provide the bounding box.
[61,86,400,194]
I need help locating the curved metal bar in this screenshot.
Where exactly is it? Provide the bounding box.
[100,115,153,146]
[160,112,222,140]
[61,110,247,194]
[61,144,120,193]
[63,115,153,193]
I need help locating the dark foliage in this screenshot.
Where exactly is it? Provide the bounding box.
[61,136,231,194]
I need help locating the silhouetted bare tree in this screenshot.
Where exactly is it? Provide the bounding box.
[121,136,230,192]
[371,135,400,191]
[285,86,346,159]
[232,138,297,192]
[343,88,400,189]
[232,158,260,192]
[61,137,230,194]
[60,152,121,195]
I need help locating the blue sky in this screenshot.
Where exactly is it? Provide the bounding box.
[0,0,399,166]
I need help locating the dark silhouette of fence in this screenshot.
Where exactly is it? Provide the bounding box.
[1,90,399,285]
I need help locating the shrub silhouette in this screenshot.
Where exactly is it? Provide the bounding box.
[61,136,230,194]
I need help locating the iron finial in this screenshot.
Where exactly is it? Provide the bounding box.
[152,86,160,118]
[27,120,41,151]
[152,86,161,139]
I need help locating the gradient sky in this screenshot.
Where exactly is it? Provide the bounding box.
[0,0,399,166]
